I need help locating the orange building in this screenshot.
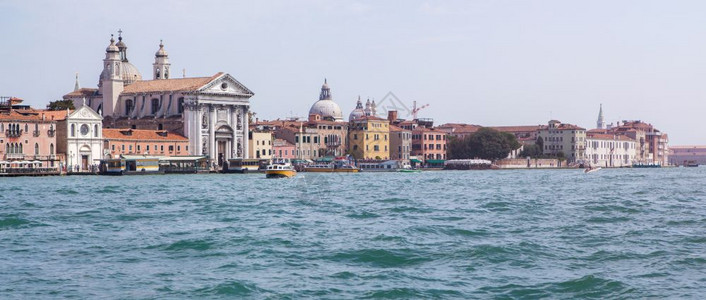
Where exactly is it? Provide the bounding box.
[103,128,189,158]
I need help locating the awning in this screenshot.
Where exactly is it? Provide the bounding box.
[316,156,335,162]
[426,159,446,164]
[410,159,422,163]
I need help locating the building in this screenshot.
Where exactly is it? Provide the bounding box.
[435,123,482,140]
[389,125,412,161]
[249,130,272,159]
[255,117,348,160]
[411,127,447,162]
[669,146,706,166]
[273,138,296,159]
[537,120,586,163]
[348,116,390,160]
[585,133,636,167]
[63,32,253,166]
[103,128,189,157]
[0,97,64,168]
[56,104,104,171]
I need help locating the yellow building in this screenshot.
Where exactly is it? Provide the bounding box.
[348,116,390,160]
[248,130,273,159]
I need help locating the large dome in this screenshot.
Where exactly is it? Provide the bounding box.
[349,96,365,121]
[309,99,343,121]
[120,61,142,85]
[99,61,142,86]
[309,79,343,121]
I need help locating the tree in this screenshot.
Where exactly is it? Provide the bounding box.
[447,127,521,160]
[46,99,75,111]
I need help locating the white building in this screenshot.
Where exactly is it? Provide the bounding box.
[56,105,103,171]
[63,32,253,167]
[585,133,636,167]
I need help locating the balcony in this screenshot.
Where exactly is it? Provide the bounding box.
[33,130,40,137]
[47,129,55,137]
[5,153,24,160]
[5,129,22,137]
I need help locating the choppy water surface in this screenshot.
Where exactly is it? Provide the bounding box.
[1,168,705,298]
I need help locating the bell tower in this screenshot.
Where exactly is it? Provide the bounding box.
[153,40,171,80]
[99,34,123,116]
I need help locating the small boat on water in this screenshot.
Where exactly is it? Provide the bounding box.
[398,168,421,173]
[584,167,602,174]
[265,159,297,178]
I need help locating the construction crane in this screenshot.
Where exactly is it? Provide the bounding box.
[411,100,429,120]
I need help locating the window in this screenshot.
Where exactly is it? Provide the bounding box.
[71,124,75,137]
[34,143,39,155]
[353,134,357,140]
[177,146,180,151]
[151,98,160,114]
[374,145,379,151]
[178,97,184,114]
[129,145,132,152]
[137,145,141,152]
[146,145,150,151]
[50,143,54,154]
[94,124,98,137]
[122,145,125,151]
[160,145,164,152]
[112,145,115,151]
[169,145,174,152]
[125,99,134,115]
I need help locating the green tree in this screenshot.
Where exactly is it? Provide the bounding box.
[447,127,521,160]
[46,99,75,111]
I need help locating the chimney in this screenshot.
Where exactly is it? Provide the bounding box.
[387,110,397,123]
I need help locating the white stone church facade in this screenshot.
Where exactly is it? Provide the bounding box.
[64,33,253,165]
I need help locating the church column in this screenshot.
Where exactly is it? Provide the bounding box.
[242,105,249,159]
[231,107,238,158]
[209,104,216,164]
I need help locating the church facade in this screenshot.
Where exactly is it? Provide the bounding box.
[63,33,253,165]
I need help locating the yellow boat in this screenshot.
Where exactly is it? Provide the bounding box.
[265,160,297,178]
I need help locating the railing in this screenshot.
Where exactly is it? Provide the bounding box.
[47,129,55,137]
[33,130,40,137]
[5,129,22,137]
[5,153,24,160]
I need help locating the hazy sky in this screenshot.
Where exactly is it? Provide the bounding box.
[1,0,705,144]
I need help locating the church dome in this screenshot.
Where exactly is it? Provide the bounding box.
[308,79,343,121]
[349,96,365,121]
[155,40,168,57]
[120,61,142,85]
[310,100,343,121]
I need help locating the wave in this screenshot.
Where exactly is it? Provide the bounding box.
[478,275,635,298]
[325,248,432,268]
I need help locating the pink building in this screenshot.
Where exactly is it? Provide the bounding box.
[273,138,296,159]
[412,127,447,164]
[0,97,67,169]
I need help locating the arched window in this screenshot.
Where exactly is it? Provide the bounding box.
[94,124,98,137]
[18,143,22,153]
[50,143,54,155]
[125,99,133,115]
[164,67,169,79]
[71,124,75,137]
[34,143,39,155]
[155,68,160,79]
[151,99,159,114]
[178,97,184,114]
[5,143,8,154]
[25,124,28,133]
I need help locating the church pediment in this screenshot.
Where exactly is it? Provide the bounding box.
[197,73,254,96]
[69,105,103,121]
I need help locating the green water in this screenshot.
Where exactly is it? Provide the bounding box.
[1,168,705,298]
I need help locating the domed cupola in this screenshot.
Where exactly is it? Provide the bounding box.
[308,78,343,121]
[349,96,366,121]
[153,40,171,80]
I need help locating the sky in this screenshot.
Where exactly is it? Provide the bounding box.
[1,0,705,144]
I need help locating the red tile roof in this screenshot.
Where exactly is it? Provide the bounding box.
[121,73,223,94]
[0,109,70,121]
[63,88,98,98]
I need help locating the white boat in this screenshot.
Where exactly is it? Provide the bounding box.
[584,167,602,173]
